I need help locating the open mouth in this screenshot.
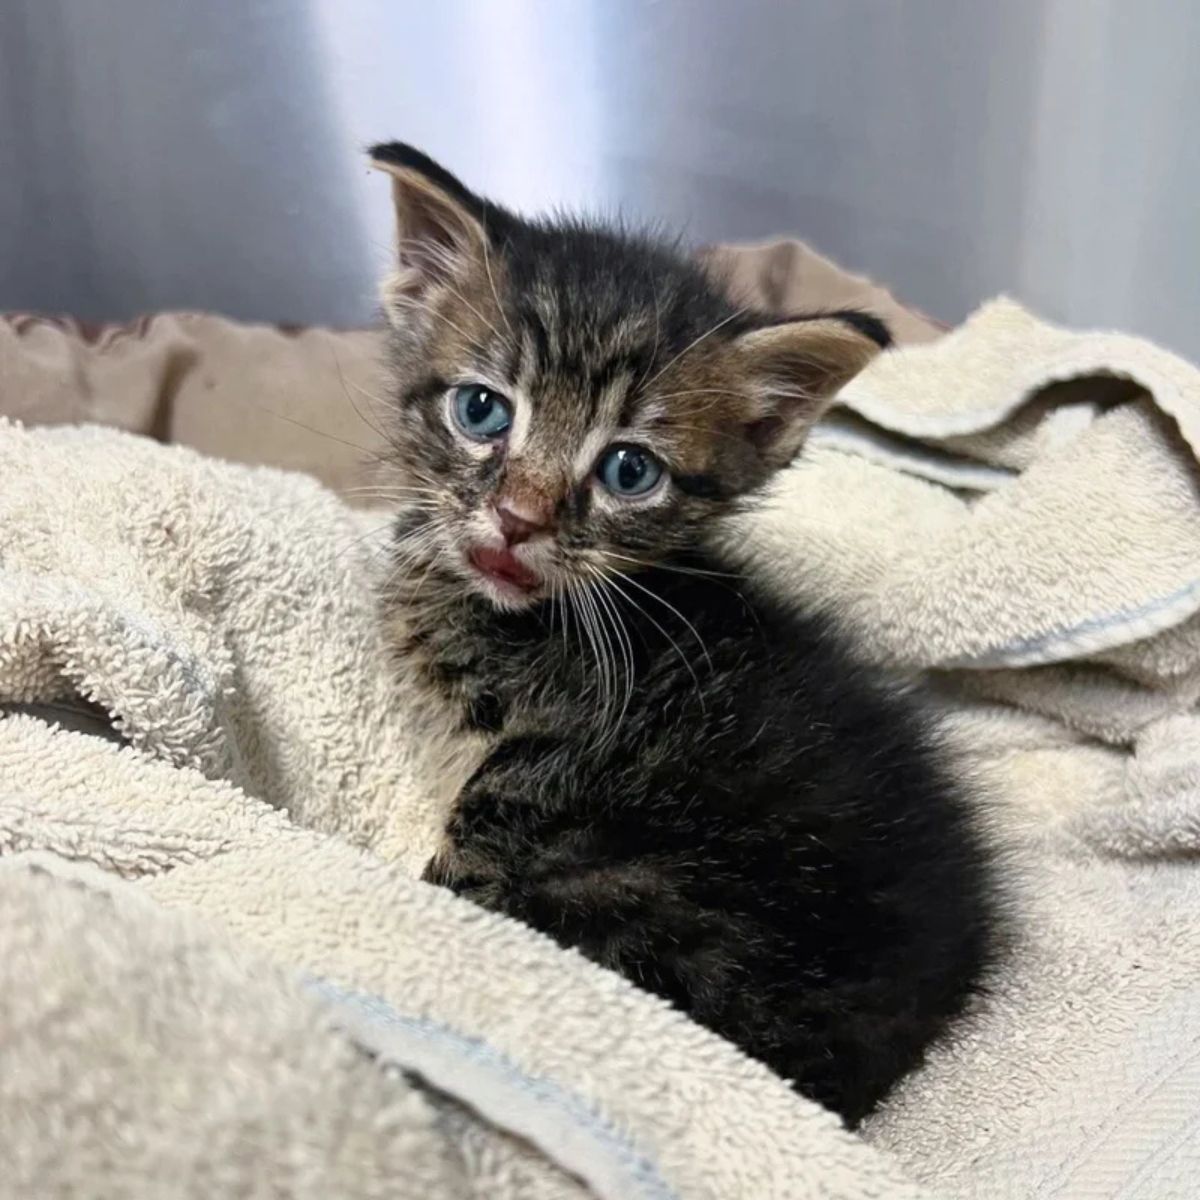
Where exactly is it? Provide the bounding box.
[467,545,541,598]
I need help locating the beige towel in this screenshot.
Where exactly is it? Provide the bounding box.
[0,311,390,494]
[739,298,1200,1195]
[5,293,1200,1197]
[0,852,524,1200]
[750,297,1200,722]
[0,419,924,1200]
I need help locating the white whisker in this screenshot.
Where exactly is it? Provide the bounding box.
[605,551,740,581]
[388,293,486,352]
[641,308,747,391]
[481,233,516,347]
[603,571,707,713]
[326,346,403,457]
[572,583,609,736]
[248,403,390,463]
[585,568,636,741]
[611,567,713,675]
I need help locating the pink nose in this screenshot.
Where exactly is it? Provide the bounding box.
[495,499,554,545]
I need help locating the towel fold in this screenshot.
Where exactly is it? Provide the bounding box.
[0,419,921,1200]
[4,291,1200,1197]
[751,296,1200,713]
[739,297,1200,1196]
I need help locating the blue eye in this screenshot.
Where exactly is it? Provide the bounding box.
[597,445,664,498]
[453,384,512,440]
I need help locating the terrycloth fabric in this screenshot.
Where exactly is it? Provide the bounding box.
[5,289,1200,1195]
[748,296,1200,722]
[0,853,518,1200]
[867,704,1200,1198]
[736,298,1200,1196]
[0,421,443,869]
[0,420,925,1200]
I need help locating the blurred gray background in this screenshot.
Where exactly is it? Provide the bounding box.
[2,0,1197,356]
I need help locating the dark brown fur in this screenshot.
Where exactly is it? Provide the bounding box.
[370,142,997,1125]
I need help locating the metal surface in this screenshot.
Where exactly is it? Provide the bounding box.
[2,0,1197,356]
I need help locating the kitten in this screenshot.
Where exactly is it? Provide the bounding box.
[370,142,997,1126]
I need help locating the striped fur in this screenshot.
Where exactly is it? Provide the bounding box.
[370,143,998,1125]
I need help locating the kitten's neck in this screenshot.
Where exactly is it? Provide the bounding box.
[387,561,561,732]
[387,548,749,738]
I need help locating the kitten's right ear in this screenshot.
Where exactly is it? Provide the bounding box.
[369,142,489,308]
[736,312,889,469]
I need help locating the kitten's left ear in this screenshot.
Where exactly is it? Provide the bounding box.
[736,312,890,468]
[369,142,490,310]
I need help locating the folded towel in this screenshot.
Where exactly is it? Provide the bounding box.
[0,851,507,1200]
[782,295,1200,681]
[4,291,1200,1197]
[738,297,1200,1195]
[0,419,923,1200]
[752,296,1200,703]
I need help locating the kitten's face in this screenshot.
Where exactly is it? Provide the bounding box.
[371,143,886,611]
[384,257,776,610]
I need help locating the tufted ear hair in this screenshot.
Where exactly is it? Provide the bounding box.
[369,142,491,313]
[735,311,890,468]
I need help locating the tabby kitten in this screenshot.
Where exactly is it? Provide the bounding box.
[371,142,996,1126]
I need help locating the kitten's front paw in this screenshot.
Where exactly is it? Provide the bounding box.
[420,853,448,886]
[421,847,506,909]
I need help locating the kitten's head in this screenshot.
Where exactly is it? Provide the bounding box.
[371,142,888,611]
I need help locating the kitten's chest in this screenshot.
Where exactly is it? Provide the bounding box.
[386,601,496,818]
[397,587,567,722]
